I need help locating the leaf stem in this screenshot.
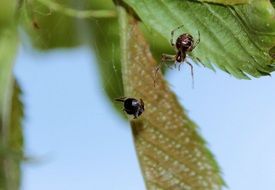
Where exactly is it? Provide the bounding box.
[36,0,117,18]
[117,5,129,95]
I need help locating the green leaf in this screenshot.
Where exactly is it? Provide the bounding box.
[123,0,275,79]
[0,12,23,189]
[8,81,24,190]
[197,0,248,5]
[0,25,18,136]
[20,0,87,49]
[118,6,224,190]
[91,18,125,115]
[87,1,125,115]
[0,81,24,190]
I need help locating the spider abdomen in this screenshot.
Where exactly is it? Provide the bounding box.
[176,33,194,52]
[115,97,145,119]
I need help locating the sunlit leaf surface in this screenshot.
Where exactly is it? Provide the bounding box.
[123,0,275,79]
[118,7,224,189]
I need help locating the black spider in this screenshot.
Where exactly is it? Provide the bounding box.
[115,97,145,119]
[154,25,200,86]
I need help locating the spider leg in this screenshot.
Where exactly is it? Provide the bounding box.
[159,54,176,71]
[154,54,175,87]
[178,63,182,71]
[170,25,184,47]
[190,31,200,51]
[115,97,126,102]
[186,61,194,88]
[161,53,175,62]
[140,99,144,108]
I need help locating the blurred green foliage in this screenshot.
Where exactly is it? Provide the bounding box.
[21,0,86,48]
[0,1,22,189]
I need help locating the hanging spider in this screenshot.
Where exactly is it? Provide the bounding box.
[115,97,145,119]
[154,25,200,87]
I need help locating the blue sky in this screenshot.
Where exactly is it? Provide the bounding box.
[14,46,275,190]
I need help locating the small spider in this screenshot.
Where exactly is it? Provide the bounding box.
[154,25,200,86]
[115,97,145,119]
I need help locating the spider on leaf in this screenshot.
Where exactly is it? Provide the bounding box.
[154,25,201,87]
